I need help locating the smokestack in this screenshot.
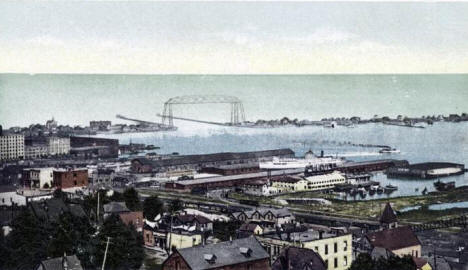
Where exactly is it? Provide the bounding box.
[321,150,324,157]
[0,125,2,136]
[319,231,323,239]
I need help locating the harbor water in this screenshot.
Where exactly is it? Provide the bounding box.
[100,121,468,200]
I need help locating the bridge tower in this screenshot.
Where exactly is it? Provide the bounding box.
[161,95,246,127]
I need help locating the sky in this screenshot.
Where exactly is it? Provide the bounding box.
[1,1,468,74]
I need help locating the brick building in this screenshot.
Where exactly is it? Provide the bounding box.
[162,236,270,270]
[53,169,88,189]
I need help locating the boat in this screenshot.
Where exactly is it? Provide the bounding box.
[369,189,376,196]
[349,188,358,196]
[384,184,398,193]
[379,147,400,154]
[260,149,345,170]
[433,180,456,191]
[377,186,384,194]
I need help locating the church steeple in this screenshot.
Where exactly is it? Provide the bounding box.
[380,203,398,229]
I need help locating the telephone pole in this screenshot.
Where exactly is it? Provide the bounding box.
[101,237,111,270]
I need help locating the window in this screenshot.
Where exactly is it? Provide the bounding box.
[344,256,348,266]
[334,258,338,268]
[325,260,328,268]
[325,244,328,255]
[334,242,338,253]
[343,241,348,251]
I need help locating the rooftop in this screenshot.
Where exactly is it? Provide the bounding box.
[366,226,421,251]
[173,236,269,269]
[271,246,327,270]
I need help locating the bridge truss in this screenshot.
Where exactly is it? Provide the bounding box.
[161,95,246,127]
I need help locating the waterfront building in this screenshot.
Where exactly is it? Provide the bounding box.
[303,171,346,191]
[0,134,25,161]
[231,208,295,227]
[243,180,279,196]
[162,236,270,270]
[53,168,88,189]
[271,246,327,270]
[132,148,295,173]
[22,167,54,189]
[70,136,119,158]
[47,136,70,156]
[257,230,353,270]
[271,176,309,193]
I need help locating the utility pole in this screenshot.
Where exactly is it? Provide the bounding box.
[97,191,100,224]
[101,237,111,270]
[167,214,174,255]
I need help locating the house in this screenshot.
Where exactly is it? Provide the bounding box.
[231,207,295,227]
[36,254,83,270]
[119,211,143,232]
[29,198,87,222]
[413,257,432,270]
[365,226,422,258]
[365,202,422,258]
[174,214,213,232]
[162,236,270,270]
[103,201,142,231]
[103,201,129,218]
[238,222,264,237]
[271,246,327,270]
[257,229,352,270]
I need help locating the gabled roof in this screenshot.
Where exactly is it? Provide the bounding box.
[239,223,261,232]
[413,257,429,269]
[366,226,421,251]
[271,246,327,270]
[176,214,212,225]
[174,236,269,269]
[39,255,83,270]
[380,203,398,224]
[103,202,129,213]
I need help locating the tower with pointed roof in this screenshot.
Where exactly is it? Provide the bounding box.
[380,203,398,229]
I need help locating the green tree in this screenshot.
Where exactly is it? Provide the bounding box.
[350,253,416,270]
[4,208,49,269]
[143,195,164,221]
[95,215,144,270]
[168,198,183,214]
[123,188,141,211]
[349,253,374,270]
[213,220,242,241]
[47,212,96,268]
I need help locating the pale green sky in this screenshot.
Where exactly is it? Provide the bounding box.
[1,1,468,74]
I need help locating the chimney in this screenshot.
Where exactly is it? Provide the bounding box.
[0,125,2,136]
[321,150,324,157]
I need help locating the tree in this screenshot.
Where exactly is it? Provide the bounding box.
[95,215,144,270]
[123,188,141,211]
[349,253,416,270]
[4,208,49,269]
[168,199,183,214]
[213,220,242,241]
[47,212,96,268]
[143,195,164,221]
[349,253,374,270]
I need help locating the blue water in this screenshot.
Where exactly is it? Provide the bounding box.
[428,201,468,210]
[98,121,468,199]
